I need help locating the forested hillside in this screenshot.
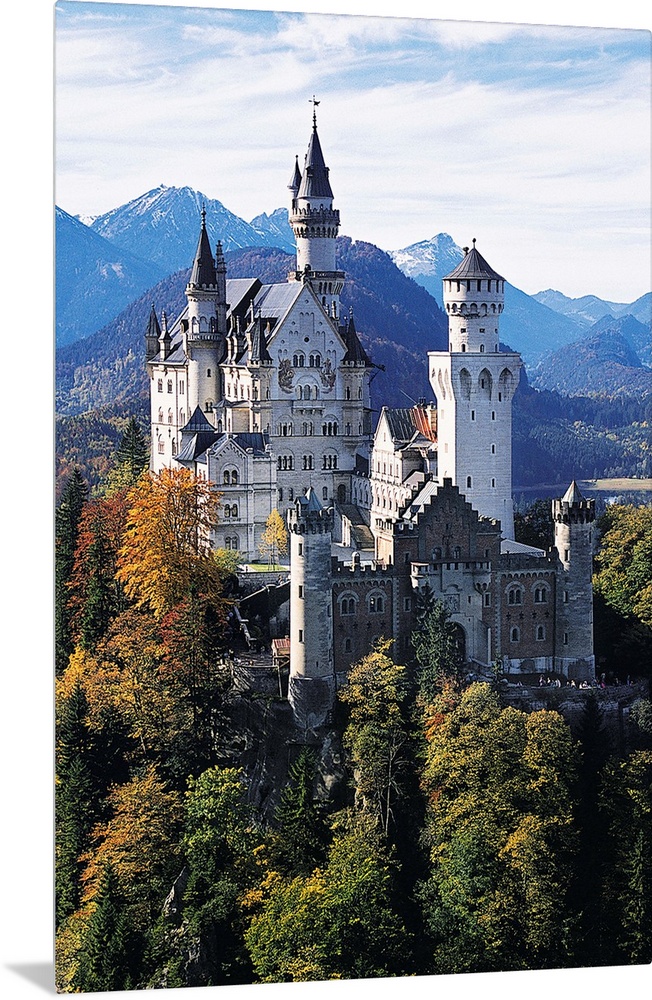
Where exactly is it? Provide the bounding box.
[54,446,652,989]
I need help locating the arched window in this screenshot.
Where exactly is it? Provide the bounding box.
[344,638,352,653]
[302,454,314,470]
[507,586,523,606]
[171,440,177,456]
[309,353,321,368]
[158,408,164,423]
[168,409,173,424]
[158,439,165,454]
[293,352,305,367]
[339,595,357,616]
[230,505,238,519]
[510,626,520,642]
[534,585,548,604]
[223,471,231,485]
[322,486,328,501]
[369,593,384,614]
[536,625,546,641]
[466,476,472,489]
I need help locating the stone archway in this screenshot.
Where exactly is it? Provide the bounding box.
[450,622,467,664]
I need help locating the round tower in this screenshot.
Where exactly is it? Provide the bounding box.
[428,241,522,539]
[287,487,335,729]
[184,209,227,418]
[552,481,596,681]
[288,101,345,320]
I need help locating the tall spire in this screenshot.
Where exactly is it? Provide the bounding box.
[297,111,334,201]
[189,205,217,287]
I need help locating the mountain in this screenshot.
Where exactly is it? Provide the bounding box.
[55,207,165,347]
[55,238,448,418]
[249,208,295,253]
[529,314,652,398]
[88,185,289,275]
[533,289,651,366]
[390,235,586,365]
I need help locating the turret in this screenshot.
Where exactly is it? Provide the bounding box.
[288,100,345,320]
[552,481,595,680]
[429,242,522,539]
[158,310,171,359]
[145,302,161,362]
[287,487,335,728]
[184,208,228,419]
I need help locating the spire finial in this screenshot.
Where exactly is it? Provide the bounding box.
[309,94,320,130]
[472,237,476,247]
[201,203,206,227]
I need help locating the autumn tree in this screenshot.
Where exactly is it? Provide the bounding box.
[259,508,288,567]
[55,468,88,673]
[593,504,652,676]
[117,467,224,619]
[244,812,410,982]
[418,683,579,973]
[339,640,411,838]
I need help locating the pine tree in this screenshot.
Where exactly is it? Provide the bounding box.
[74,863,139,992]
[55,469,88,673]
[103,416,150,495]
[411,589,462,698]
[271,749,328,875]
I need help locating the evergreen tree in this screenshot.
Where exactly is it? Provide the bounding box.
[55,469,88,674]
[411,588,462,698]
[74,863,142,992]
[55,680,96,926]
[103,416,150,495]
[270,749,329,876]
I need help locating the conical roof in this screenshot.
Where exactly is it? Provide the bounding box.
[189,208,217,286]
[297,125,334,200]
[146,303,161,339]
[288,155,302,193]
[301,486,323,512]
[341,312,371,366]
[561,480,584,505]
[444,241,504,281]
[183,406,215,434]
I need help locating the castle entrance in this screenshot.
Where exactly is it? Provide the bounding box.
[451,622,466,664]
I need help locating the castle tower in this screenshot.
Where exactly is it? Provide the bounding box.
[183,209,227,418]
[287,488,335,729]
[288,101,345,321]
[552,481,596,680]
[428,241,522,539]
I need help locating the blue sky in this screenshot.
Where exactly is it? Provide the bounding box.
[54,1,651,302]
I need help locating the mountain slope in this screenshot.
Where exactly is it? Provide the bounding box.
[530,315,652,397]
[88,185,287,275]
[249,208,295,253]
[534,289,651,366]
[390,234,586,365]
[56,207,165,347]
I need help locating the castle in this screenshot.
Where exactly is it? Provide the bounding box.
[146,109,596,728]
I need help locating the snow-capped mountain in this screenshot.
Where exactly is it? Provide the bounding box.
[88,185,289,276]
[249,207,295,253]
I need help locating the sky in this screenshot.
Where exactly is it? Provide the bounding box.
[53,0,651,302]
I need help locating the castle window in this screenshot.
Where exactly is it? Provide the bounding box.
[498,392,502,402]
[158,408,164,422]
[534,586,548,604]
[167,380,173,392]
[277,455,293,470]
[298,629,304,643]
[466,476,472,489]
[298,585,303,598]
[168,409,173,424]
[564,549,569,562]
[309,353,321,368]
[346,387,351,400]
[510,627,520,642]
[369,594,384,614]
[171,440,177,456]
[536,625,546,641]
[491,478,496,488]
[491,411,496,420]
[157,379,163,392]
[302,455,314,470]
[179,381,185,394]
[180,410,185,425]
[563,632,569,645]
[508,587,523,605]
[404,597,412,612]
[461,345,466,352]
[339,595,356,616]
[344,638,352,653]
[563,591,569,603]
[484,592,491,606]
[345,423,351,436]
[491,444,496,454]
[480,345,485,352]
[158,439,165,454]
[298,542,303,556]
[289,488,294,501]
[323,487,328,501]
[293,352,305,367]
[224,471,231,485]
[278,488,283,502]
[231,505,238,519]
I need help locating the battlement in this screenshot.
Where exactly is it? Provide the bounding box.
[552,498,596,525]
[332,556,394,580]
